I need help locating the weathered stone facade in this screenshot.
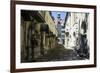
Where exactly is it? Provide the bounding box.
[21,10,58,62]
[64,12,89,50]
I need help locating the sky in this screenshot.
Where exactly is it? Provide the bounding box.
[51,11,67,25]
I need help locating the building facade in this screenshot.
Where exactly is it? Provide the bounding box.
[64,12,89,51]
[21,10,58,62]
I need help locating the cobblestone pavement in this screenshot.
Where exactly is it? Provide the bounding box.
[35,44,86,62]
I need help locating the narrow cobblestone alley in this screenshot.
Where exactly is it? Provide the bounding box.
[20,10,90,63]
[34,44,82,62]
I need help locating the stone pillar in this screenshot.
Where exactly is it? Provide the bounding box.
[40,31,45,55]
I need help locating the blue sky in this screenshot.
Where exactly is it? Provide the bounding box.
[51,11,67,21]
